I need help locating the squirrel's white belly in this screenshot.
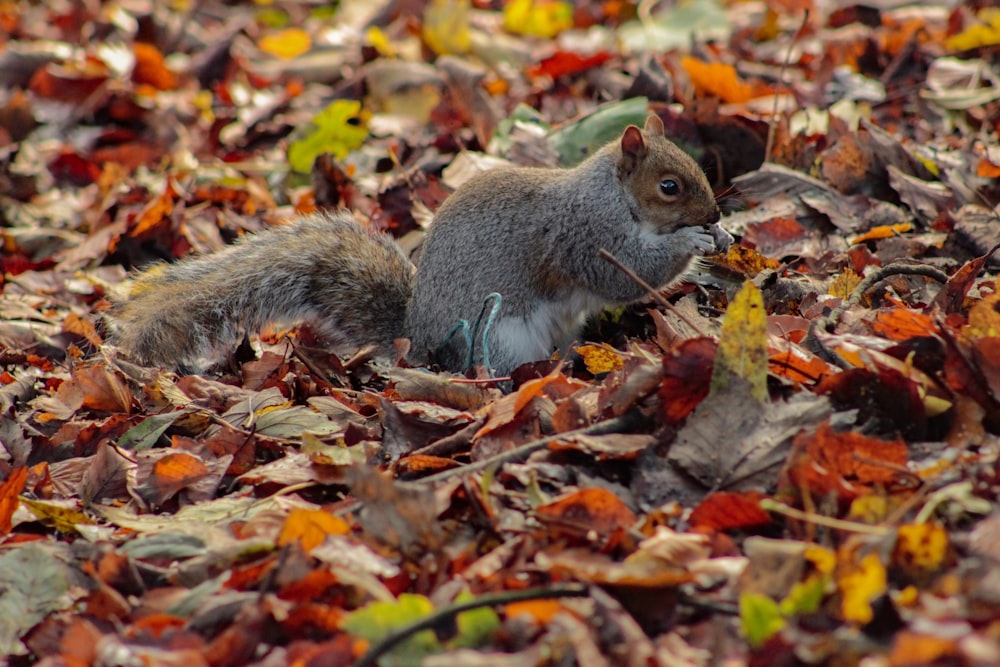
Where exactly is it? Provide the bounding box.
[492,291,607,369]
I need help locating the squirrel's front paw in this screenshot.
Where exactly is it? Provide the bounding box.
[708,223,734,254]
[674,225,720,256]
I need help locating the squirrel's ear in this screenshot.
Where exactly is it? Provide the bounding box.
[644,113,665,136]
[620,125,646,173]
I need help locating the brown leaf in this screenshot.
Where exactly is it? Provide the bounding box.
[534,487,637,551]
[72,362,133,414]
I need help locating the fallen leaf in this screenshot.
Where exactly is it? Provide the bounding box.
[0,467,28,535]
[258,28,312,60]
[681,57,755,104]
[277,508,350,553]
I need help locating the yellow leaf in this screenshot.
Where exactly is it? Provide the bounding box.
[805,545,836,575]
[574,344,624,374]
[893,523,949,575]
[838,551,886,624]
[962,286,1000,341]
[847,494,889,524]
[365,26,396,58]
[711,280,768,403]
[277,508,350,553]
[423,0,471,55]
[945,8,1000,51]
[21,498,95,534]
[258,28,312,60]
[828,268,862,300]
[503,0,573,38]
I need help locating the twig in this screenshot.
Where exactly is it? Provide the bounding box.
[597,248,702,332]
[354,584,590,667]
[411,411,643,487]
[804,262,949,366]
[760,499,890,536]
[765,10,810,163]
[332,412,644,517]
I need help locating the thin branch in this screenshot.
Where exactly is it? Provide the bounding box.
[597,248,702,332]
[765,10,810,163]
[761,499,890,536]
[354,584,590,667]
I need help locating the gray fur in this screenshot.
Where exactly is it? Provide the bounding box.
[406,124,724,374]
[113,211,412,369]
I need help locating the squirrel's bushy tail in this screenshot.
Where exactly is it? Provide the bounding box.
[112,211,414,370]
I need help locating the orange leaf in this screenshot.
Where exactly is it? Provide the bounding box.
[152,452,209,492]
[976,157,1000,179]
[505,599,563,624]
[534,487,636,550]
[888,631,958,665]
[132,43,178,91]
[130,186,176,238]
[688,491,771,531]
[277,508,350,553]
[63,312,103,347]
[850,223,913,244]
[680,57,754,104]
[0,467,28,535]
[785,423,908,500]
[659,338,715,425]
[871,309,937,341]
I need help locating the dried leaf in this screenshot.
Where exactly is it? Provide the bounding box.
[277,508,350,553]
[711,280,768,403]
[0,467,28,535]
[574,343,624,374]
[681,57,754,104]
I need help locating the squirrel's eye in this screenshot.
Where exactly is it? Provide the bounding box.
[659,179,680,196]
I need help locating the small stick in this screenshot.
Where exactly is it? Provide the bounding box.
[355,584,590,667]
[597,248,703,332]
[765,10,811,163]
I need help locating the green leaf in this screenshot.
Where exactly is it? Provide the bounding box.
[450,592,501,649]
[287,100,368,174]
[740,592,786,649]
[341,594,440,662]
[779,574,828,616]
[117,409,189,450]
[548,97,649,166]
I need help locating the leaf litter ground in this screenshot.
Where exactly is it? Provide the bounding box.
[0,1,999,665]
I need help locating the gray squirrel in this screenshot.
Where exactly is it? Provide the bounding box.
[113,113,732,376]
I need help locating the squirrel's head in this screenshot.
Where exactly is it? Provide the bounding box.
[617,114,721,234]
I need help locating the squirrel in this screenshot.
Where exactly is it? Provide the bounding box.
[112,113,732,376]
